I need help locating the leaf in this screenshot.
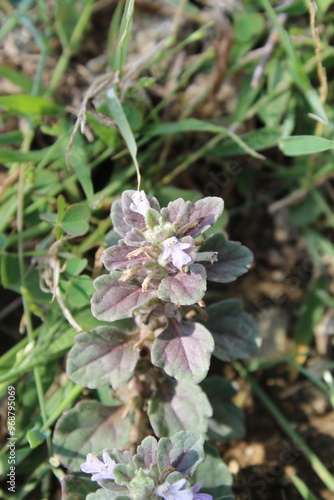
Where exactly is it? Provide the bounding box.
[210,127,281,156]
[86,112,117,146]
[87,490,119,499]
[106,88,141,186]
[201,233,253,283]
[26,427,50,448]
[101,241,149,271]
[191,444,232,499]
[0,65,34,93]
[91,273,153,322]
[67,276,95,308]
[151,320,214,383]
[279,135,334,156]
[157,265,207,306]
[148,379,212,438]
[157,431,205,477]
[61,475,99,500]
[67,326,140,388]
[69,139,95,206]
[201,377,245,441]
[133,436,158,470]
[61,204,90,236]
[205,299,260,362]
[0,95,58,115]
[64,257,88,278]
[53,400,132,471]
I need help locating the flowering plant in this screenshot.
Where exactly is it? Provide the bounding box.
[53,190,259,499]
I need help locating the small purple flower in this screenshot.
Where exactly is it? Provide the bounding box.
[130,190,151,216]
[161,237,192,269]
[80,452,116,482]
[192,484,213,500]
[156,478,193,500]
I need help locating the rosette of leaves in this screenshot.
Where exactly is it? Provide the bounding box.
[60,431,232,500]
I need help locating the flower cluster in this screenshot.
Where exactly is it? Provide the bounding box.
[91,190,224,322]
[79,431,212,500]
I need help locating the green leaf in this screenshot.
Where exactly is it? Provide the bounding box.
[64,257,88,278]
[0,95,59,115]
[201,377,245,441]
[67,276,95,308]
[204,299,261,362]
[53,400,132,471]
[233,13,265,42]
[66,326,140,388]
[61,204,90,236]
[279,135,334,156]
[106,88,141,186]
[26,427,51,448]
[0,130,23,145]
[0,65,34,93]
[68,138,95,205]
[86,112,117,147]
[148,379,212,437]
[191,444,232,499]
[61,475,99,500]
[210,127,282,157]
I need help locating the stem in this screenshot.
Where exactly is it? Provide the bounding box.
[234,361,334,492]
[17,125,53,456]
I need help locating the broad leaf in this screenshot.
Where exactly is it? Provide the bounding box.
[205,299,260,361]
[157,431,205,477]
[148,379,212,437]
[0,94,58,115]
[157,265,207,306]
[151,320,214,383]
[191,444,232,499]
[201,233,253,283]
[91,273,152,322]
[61,475,99,500]
[101,241,149,271]
[201,377,245,441]
[61,204,90,236]
[53,401,132,471]
[279,135,334,156]
[67,326,140,388]
[133,436,158,470]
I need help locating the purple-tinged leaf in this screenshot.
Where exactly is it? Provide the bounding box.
[201,233,253,283]
[122,190,160,230]
[66,326,140,389]
[91,273,153,322]
[53,401,132,471]
[123,228,147,247]
[191,444,232,498]
[151,320,214,383]
[61,475,99,500]
[110,199,132,237]
[133,436,158,470]
[148,379,212,437]
[205,299,260,361]
[201,377,245,441]
[157,431,205,477]
[101,242,149,271]
[157,264,207,306]
[164,197,224,238]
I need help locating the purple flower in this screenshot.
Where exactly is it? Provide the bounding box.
[160,237,192,269]
[192,484,213,500]
[80,452,116,481]
[156,478,193,500]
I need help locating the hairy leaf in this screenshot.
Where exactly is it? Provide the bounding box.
[61,475,99,500]
[157,264,207,306]
[201,233,253,283]
[191,444,232,499]
[157,431,205,477]
[91,273,152,322]
[151,320,214,383]
[205,299,260,361]
[133,436,158,470]
[148,379,212,437]
[53,401,131,471]
[67,326,140,388]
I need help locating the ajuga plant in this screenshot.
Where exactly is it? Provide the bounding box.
[53,189,259,500]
